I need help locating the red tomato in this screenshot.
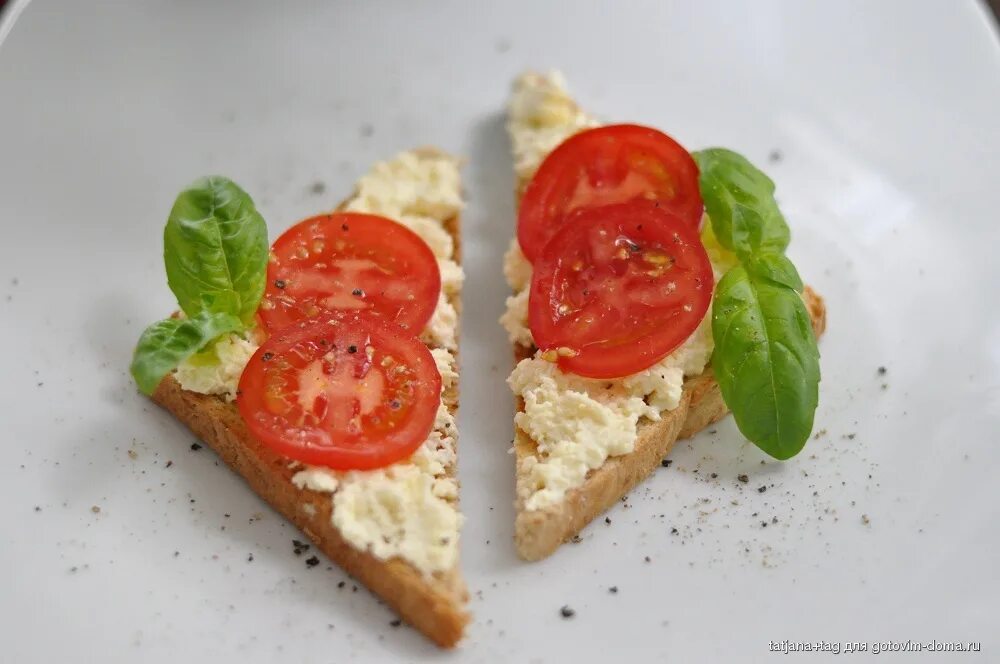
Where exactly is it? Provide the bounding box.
[518,124,703,262]
[260,213,441,335]
[528,200,713,379]
[237,313,441,470]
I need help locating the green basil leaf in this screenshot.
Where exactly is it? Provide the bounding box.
[744,251,803,292]
[130,310,243,395]
[694,148,790,257]
[163,176,269,324]
[711,264,820,459]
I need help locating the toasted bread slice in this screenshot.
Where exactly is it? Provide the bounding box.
[150,150,469,647]
[505,72,828,561]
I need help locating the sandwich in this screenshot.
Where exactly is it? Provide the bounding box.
[131,149,469,647]
[501,72,827,561]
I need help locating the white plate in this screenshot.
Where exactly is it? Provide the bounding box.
[1,1,998,662]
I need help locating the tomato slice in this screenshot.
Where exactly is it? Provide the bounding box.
[260,213,441,335]
[237,313,441,470]
[528,200,713,379]
[518,124,703,262]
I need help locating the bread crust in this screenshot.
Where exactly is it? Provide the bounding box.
[512,287,826,562]
[148,176,469,647]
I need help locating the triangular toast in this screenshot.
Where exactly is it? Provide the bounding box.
[503,73,827,561]
[151,148,469,647]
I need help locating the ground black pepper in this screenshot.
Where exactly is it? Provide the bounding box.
[305,556,320,568]
[190,442,202,451]
[560,605,575,618]
[738,474,748,483]
[292,539,311,556]
[661,459,672,468]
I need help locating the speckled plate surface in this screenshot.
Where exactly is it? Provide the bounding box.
[1,1,998,662]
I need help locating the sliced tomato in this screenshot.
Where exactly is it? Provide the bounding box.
[518,124,703,262]
[237,313,441,470]
[260,212,441,335]
[528,200,713,379]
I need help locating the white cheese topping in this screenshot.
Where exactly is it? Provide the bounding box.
[503,238,532,292]
[344,150,463,260]
[508,71,600,183]
[509,317,713,511]
[421,292,459,351]
[499,288,532,347]
[504,72,720,512]
[174,333,259,401]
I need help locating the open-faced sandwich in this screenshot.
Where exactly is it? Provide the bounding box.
[131,149,469,647]
[501,72,827,561]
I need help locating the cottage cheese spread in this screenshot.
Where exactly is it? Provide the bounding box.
[509,316,713,511]
[174,333,259,401]
[177,149,464,576]
[508,71,600,183]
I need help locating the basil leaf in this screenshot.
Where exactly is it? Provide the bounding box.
[130,310,243,395]
[711,264,820,459]
[744,251,803,292]
[163,177,269,324]
[694,148,790,257]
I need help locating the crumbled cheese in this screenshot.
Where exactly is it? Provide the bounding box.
[431,348,458,392]
[510,359,658,511]
[174,334,258,401]
[509,317,713,511]
[503,238,532,291]
[438,258,465,295]
[292,468,340,493]
[422,292,458,350]
[344,150,463,260]
[500,288,532,347]
[508,71,600,183]
[332,462,461,573]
